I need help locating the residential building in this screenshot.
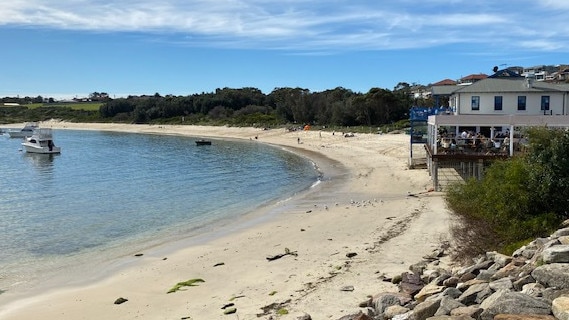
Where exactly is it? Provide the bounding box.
[418,69,569,191]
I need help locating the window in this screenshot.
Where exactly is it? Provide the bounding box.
[517,96,526,111]
[494,96,503,111]
[541,96,550,110]
[471,96,480,111]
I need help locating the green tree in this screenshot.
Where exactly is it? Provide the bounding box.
[525,127,569,220]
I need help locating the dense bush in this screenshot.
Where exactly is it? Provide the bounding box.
[445,127,566,262]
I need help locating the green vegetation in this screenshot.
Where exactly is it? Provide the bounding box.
[276,308,289,315]
[1,84,434,129]
[19,102,104,111]
[167,278,205,293]
[446,127,568,261]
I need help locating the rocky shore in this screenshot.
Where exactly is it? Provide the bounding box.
[323,224,569,320]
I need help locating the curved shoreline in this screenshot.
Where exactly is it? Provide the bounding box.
[0,121,451,319]
[0,123,346,297]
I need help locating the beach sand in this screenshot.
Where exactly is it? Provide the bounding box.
[0,121,451,319]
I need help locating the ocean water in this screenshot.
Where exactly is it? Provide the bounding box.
[0,129,319,294]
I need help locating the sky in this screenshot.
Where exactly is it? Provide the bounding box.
[1,0,569,100]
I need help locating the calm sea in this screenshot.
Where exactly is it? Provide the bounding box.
[0,129,319,295]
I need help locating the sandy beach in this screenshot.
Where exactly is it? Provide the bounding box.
[0,121,451,319]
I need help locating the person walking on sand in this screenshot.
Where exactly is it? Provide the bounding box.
[297,137,301,144]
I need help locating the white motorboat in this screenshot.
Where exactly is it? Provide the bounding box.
[21,128,61,154]
[7,122,39,138]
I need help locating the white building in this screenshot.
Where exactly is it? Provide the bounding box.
[422,70,569,191]
[449,74,569,116]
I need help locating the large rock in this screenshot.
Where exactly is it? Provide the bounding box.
[521,283,545,297]
[457,260,494,276]
[542,245,569,263]
[491,259,525,280]
[493,315,556,320]
[542,288,569,303]
[400,273,425,297]
[412,299,441,320]
[487,251,513,268]
[552,296,569,320]
[553,228,569,238]
[434,296,465,316]
[479,292,551,320]
[337,311,373,320]
[440,288,463,300]
[374,292,412,315]
[450,306,482,319]
[532,263,569,289]
[457,283,491,305]
[385,305,411,319]
[426,316,474,320]
[490,277,513,291]
[415,283,445,302]
[513,275,535,291]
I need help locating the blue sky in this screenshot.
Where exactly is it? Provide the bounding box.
[1,0,568,99]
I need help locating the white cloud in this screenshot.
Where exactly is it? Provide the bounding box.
[0,0,568,52]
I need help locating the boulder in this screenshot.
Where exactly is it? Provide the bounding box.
[440,288,463,300]
[479,292,551,320]
[513,275,535,291]
[412,299,441,320]
[541,288,569,303]
[457,260,494,276]
[434,296,465,316]
[384,305,411,319]
[415,283,445,302]
[426,316,474,320]
[552,295,569,320]
[489,277,513,291]
[531,263,569,289]
[553,228,569,238]
[374,292,413,315]
[450,306,483,319]
[487,252,513,268]
[542,245,569,263]
[457,283,491,305]
[476,269,496,281]
[443,277,459,288]
[493,315,556,320]
[400,273,425,297]
[521,283,545,297]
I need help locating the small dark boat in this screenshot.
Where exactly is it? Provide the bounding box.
[195,139,212,146]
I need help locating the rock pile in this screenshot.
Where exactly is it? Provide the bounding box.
[337,227,569,320]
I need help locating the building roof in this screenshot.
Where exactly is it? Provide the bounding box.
[488,69,522,78]
[460,73,488,81]
[431,85,460,96]
[432,79,457,86]
[453,78,568,93]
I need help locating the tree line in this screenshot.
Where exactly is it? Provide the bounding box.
[100,85,434,127]
[1,84,435,127]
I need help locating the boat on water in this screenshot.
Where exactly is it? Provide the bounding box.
[7,122,40,138]
[21,128,61,154]
[195,139,212,146]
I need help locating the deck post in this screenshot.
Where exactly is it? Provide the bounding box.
[433,158,439,191]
